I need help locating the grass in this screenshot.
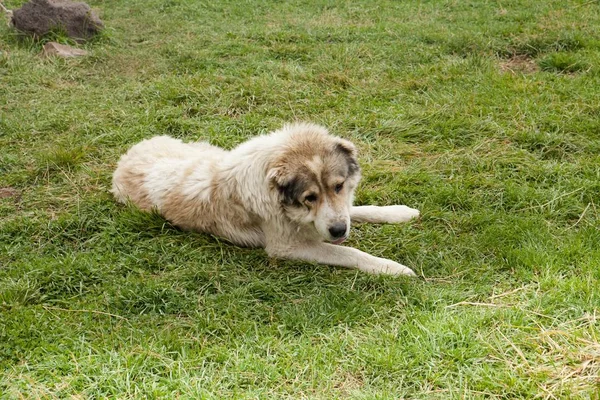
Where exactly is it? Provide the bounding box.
[1,0,600,398]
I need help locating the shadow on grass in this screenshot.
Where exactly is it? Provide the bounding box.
[1,201,422,337]
[104,206,421,336]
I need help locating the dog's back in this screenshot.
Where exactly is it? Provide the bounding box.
[112,136,266,246]
[112,136,224,210]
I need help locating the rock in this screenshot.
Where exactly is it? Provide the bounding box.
[11,0,103,41]
[42,41,88,57]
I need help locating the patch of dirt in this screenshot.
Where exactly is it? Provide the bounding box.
[0,187,20,199]
[499,55,539,74]
[333,371,364,395]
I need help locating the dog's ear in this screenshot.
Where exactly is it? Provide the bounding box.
[335,139,360,176]
[335,138,357,158]
[268,165,302,206]
[267,164,287,188]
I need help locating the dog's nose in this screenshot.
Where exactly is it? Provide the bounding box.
[328,222,347,239]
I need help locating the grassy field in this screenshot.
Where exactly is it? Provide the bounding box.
[1,0,600,398]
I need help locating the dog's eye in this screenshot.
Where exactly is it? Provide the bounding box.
[304,194,318,203]
[334,182,344,193]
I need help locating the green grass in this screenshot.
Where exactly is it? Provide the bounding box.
[1,0,600,398]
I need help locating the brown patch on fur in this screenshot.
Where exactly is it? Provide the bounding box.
[162,168,264,246]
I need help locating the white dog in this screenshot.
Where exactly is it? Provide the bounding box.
[112,123,420,275]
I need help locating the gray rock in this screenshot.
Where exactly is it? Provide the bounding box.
[42,41,88,57]
[12,0,103,41]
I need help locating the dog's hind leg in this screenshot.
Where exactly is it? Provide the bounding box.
[350,205,420,224]
[271,243,417,276]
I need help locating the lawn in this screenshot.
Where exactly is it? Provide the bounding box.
[1,0,599,398]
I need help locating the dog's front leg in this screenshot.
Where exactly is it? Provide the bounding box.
[269,243,416,276]
[351,205,420,224]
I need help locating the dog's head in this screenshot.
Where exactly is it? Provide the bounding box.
[268,124,361,244]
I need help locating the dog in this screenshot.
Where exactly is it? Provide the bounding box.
[112,123,420,275]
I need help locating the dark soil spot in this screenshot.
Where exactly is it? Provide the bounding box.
[499,55,539,74]
[0,187,20,199]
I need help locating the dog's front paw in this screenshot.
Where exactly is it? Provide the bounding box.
[386,205,420,223]
[381,261,417,277]
[362,259,417,276]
